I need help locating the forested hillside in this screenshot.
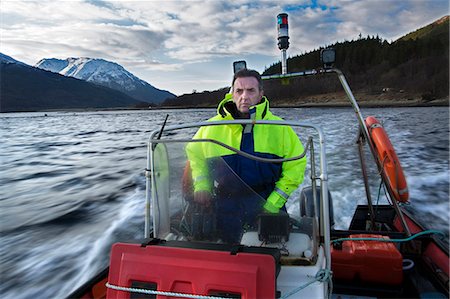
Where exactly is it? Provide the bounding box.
[164,16,449,108]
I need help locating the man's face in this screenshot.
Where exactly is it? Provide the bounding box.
[232,77,263,113]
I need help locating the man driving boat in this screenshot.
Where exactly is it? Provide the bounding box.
[186,69,306,243]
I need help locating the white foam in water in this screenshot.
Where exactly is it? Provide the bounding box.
[58,189,145,298]
[1,189,144,299]
[408,171,449,190]
[406,171,450,224]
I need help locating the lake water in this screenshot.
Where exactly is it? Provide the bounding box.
[1,107,449,299]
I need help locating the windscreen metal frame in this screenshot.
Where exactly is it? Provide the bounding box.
[146,120,332,271]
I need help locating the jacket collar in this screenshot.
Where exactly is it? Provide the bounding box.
[218,94,269,120]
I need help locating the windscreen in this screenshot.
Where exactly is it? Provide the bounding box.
[151,139,289,244]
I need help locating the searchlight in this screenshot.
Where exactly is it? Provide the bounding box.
[233,60,247,74]
[321,48,336,69]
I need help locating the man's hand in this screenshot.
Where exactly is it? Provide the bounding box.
[194,190,212,208]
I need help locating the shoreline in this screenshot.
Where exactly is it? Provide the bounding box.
[158,94,449,110]
[158,91,449,109]
[271,91,449,108]
[1,94,448,113]
[274,98,450,108]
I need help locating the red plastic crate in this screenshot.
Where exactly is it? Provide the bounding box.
[331,234,403,285]
[107,242,278,298]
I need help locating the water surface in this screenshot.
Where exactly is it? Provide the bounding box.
[1,107,448,299]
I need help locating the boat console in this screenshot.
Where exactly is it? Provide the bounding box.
[139,120,332,298]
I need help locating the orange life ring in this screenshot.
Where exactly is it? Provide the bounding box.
[365,116,409,203]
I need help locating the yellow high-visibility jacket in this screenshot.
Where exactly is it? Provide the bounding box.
[186,95,306,213]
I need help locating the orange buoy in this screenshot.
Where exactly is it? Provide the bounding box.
[365,116,409,202]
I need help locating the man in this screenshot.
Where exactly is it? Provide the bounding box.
[186,69,306,242]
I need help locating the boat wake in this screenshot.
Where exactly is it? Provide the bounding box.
[0,188,145,299]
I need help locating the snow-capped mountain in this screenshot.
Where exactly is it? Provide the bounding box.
[35,57,175,104]
[0,53,144,112]
[35,58,68,72]
[1,53,144,112]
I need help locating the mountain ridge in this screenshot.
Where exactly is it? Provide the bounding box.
[35,57,175,104]
[0,58,147,112]
[0,53,27,66]
[399,15,449,42]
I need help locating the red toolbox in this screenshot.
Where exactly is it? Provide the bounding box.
[331,234,403,285]
[107,240,280,298]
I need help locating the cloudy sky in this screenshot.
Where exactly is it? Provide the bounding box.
[1,0,448,95]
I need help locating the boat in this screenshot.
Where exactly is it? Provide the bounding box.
[68,13,449,299]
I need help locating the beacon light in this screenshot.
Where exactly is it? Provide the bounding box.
[277,13,289,50]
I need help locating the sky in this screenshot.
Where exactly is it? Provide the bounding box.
[1,0,448,96]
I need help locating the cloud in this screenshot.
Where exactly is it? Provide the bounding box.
[3,0,446,63]
[1,0,448,95]
[144,2,283,60]
[328,0,449,41]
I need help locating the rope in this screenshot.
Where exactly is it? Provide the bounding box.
[331,229,445,245]
[105,282,231,299]
[280,269,333,299]
[107,268,334,299]
[373,179,384,221]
